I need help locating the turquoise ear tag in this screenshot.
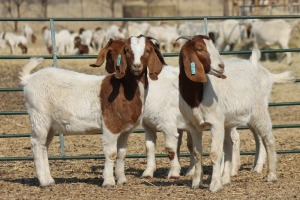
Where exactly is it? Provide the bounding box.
[116,54,122,67]
[190,62,196,75]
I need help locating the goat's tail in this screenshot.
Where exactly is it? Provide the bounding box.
[19,57,44,86]
[271,71,295,84]
[249,46,261,69]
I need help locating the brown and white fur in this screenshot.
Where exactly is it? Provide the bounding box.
[19,35,165,187]
[178,35,277,192]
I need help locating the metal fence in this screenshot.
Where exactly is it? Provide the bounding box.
[0,15,300,162]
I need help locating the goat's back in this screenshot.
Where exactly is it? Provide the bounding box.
[23,67,104,134]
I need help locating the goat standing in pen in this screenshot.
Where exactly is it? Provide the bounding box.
[20,35,165,187]
[177,35,277,192]
[91,35,292,190]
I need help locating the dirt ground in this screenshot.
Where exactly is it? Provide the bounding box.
[0,20,300,199]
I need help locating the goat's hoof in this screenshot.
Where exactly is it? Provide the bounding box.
[209,179,223,193]
[167,170,180,179]
[117,177,128,185]
[222,176,231,186]
[39,178,55,187]
[252,165,263,173]
[168,175,180,179]
[142,171,154,179]
[185,168,195,177]
[191,181,200,190]
[102,179,116,187]
[267,173,277,182]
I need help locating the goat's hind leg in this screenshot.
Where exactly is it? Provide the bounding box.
[142,126,157,178]
[164,127,181,179]
[31,125,55,187]
[248,111,277,182]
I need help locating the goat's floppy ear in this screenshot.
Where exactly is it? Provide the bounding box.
[180,42,207,83]
[114,47,127,79]
[89,39,113,68]
[147,43,165,80]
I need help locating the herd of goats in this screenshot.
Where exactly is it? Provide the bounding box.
[17,18,297,192]
[0,18,296,65]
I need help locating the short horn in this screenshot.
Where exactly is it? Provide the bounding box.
[176,36,193,42]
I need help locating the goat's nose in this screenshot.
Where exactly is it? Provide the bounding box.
[218,63,225,69]
[133,64,141,69]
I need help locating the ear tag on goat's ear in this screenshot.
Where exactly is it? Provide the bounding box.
[116,54,122,67]
[190,62,196,75]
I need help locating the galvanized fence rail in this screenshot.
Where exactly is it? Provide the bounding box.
[0,16,300,161]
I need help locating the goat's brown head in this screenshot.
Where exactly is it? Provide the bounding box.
[90,35,166,80]
[90,38,126,73]
[177,35,226,83]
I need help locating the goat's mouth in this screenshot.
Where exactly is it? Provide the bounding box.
[131,68,142,76]
[209,68,227,79]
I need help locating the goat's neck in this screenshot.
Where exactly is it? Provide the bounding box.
[179,63,203,108]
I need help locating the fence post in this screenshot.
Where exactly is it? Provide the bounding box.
[49,19,65,157]
[203,17,208,36]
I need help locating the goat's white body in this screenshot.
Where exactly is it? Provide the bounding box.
[250,19,292,64]
[126,22,150,37]
[22,66,104,135]
[179,50,278,192]
[91,29,107,51]
[215,19,248,51]
[43,28,75,55]
[20,58,145,187]
[146,24,179,52]
[2,32,28,54]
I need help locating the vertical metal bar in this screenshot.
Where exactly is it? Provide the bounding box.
[204,17,208,36]
[49,19,65,157]
[49,19,58,67]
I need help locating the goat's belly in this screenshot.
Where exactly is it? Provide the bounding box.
[52,116,102,135]
[224,113,251,128]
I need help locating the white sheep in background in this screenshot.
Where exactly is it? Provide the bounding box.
[105,24,126,40]
[22,24,37,44]
[247,19,293,65]
[146,24,180,52]
[20,36,165,187]
[2,32,28,54]
[126,22,150,37]
[177,21,219,46]
[177,35,277,192]
[91,27,107,51]
[42,27,76,55]
[215,19,251,51]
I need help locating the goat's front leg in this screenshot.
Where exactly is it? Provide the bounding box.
[186,131,196,176]
[115,132,130,185]
[209,124,225,192]
[222,128,233,185]
[142,126,157,178]
[102,132,119,187]
[189,129,203,189]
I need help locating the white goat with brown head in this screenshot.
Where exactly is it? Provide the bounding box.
[177,35,277,192]
[20,35,165,187]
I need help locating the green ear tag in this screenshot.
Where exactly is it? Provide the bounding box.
[190,62,196,75]
[116,54,122,67]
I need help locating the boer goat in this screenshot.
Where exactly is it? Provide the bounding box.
[20,35,165,187]
[177,35,277,192]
